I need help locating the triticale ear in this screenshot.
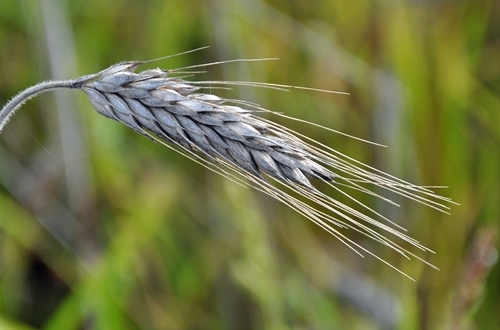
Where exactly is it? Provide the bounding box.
[0,50,456,279]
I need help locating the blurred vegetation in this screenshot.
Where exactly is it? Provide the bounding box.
[0,0,499,329]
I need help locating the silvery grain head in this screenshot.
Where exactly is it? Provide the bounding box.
[0,49,455,279]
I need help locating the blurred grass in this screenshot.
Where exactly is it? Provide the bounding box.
[0,0,499,329]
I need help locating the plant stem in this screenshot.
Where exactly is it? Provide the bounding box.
[0,79,76,133]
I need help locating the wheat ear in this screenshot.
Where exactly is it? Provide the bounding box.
[0,53,455,279]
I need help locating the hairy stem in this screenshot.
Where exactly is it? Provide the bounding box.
[0,79,76,133]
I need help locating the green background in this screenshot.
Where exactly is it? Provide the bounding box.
[0,0,499,329]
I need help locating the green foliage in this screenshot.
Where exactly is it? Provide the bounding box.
[0,0,499,329]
